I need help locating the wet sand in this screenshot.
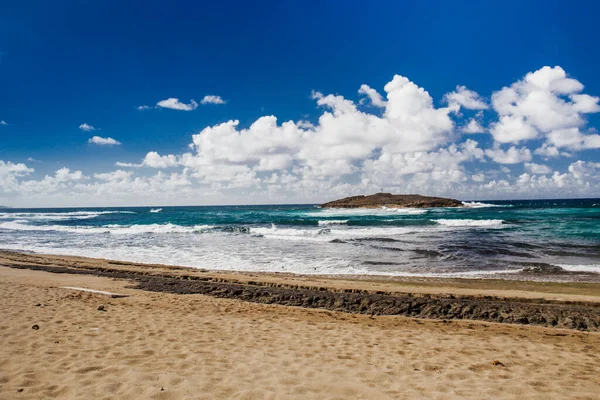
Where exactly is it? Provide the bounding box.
[1,251,600,399]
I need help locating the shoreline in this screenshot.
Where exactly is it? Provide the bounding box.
[3,246,600,284]
[2,250,600,331]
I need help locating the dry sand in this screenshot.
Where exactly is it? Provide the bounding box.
[1,253,600,399]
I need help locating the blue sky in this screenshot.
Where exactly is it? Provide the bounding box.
[1,0,600,206]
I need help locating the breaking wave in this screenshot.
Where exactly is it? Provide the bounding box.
[0,221,214,235]
[434,219,505,227]
[553,264,600,273]
[462,201,510,208]
[0,210,135,221]
[317,220,349,226]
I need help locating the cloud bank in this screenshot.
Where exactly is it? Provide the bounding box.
[1,65,599,207]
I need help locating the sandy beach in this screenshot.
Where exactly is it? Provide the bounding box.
[0,251,599,399]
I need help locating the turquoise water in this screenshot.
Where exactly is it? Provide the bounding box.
[1,199,599,280]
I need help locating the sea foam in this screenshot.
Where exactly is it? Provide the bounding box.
[317,220,349,226]
[0,210,135,221]
[554,264,600,273]
[434,219,504,227]
[462,201,513,208]
[0,221,214,235]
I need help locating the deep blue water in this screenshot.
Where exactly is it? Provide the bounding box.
[1,199,599,281]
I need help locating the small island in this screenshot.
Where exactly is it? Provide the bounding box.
[321,193,463,208]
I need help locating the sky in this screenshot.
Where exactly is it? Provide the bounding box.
[1,0,600,207]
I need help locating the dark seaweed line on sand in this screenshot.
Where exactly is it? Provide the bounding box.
[5,263,600,332]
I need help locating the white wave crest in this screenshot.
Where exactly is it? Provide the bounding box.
[250,224,428,242]
[317,220,349,226]
[554,264,600,273]
[434,219,505,227]
[0,221,213,235]
[150,208,163,213]
[250,226,329,241]
[462,201,509,208]
[0,210,135,221]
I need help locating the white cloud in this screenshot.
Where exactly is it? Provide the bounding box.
[524,162,552,174]
[142,152,179,168]
[200,95,226,105]
[156,98,198,111]
[26,157,42,163]
[471,172,486,182]
[546,128,600,150]
[510,160,600,194]
[485,146,532,164]
[358,84,387,107]
[2,66,600,206]
[462,118,485,134]
[79,123,96,132]
[0,160,34,177]
[0,120,7,125]
[490,66,600,147]
[54,167,84,182]
[534,143,571,159]
[177,74,461,188]
[444,85,488,110]
[88,136,121,146]
[489,115,539,143]
[115,161,139,167]
[116,151,180,169]
[137,105,152,110]
[297,120,315,129]
[94,170,133,182]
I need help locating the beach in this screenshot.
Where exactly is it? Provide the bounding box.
[1,251,600,399]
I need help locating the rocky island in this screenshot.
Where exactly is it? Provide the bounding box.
[321,193,463,208]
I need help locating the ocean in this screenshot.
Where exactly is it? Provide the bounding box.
[1,199,599,281]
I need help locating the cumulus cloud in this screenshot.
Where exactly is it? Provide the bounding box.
[546,128,600,150]
[0,160,34,177]
[156,98,198,111]
[200,95,226,105]
[2,65,600,206]
[137,105,152,110]
[444,85,488,110]
[94,170,133,182]
[0,120,7,125]
[462,118,485,134]
[88,136,121,146]
[141,152,179,168]
[534,143,571,159]
[116,151,179,168]
[490,66,600,149]
[358,84,387,107]
[485,146,532,164]
[79,123,96,131]
[54,167,84,182]
[524,162,553,174]
[175,74,462,188]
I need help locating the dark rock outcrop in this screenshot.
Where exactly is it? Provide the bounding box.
[6,262,600,331]
[322,193,463,208]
